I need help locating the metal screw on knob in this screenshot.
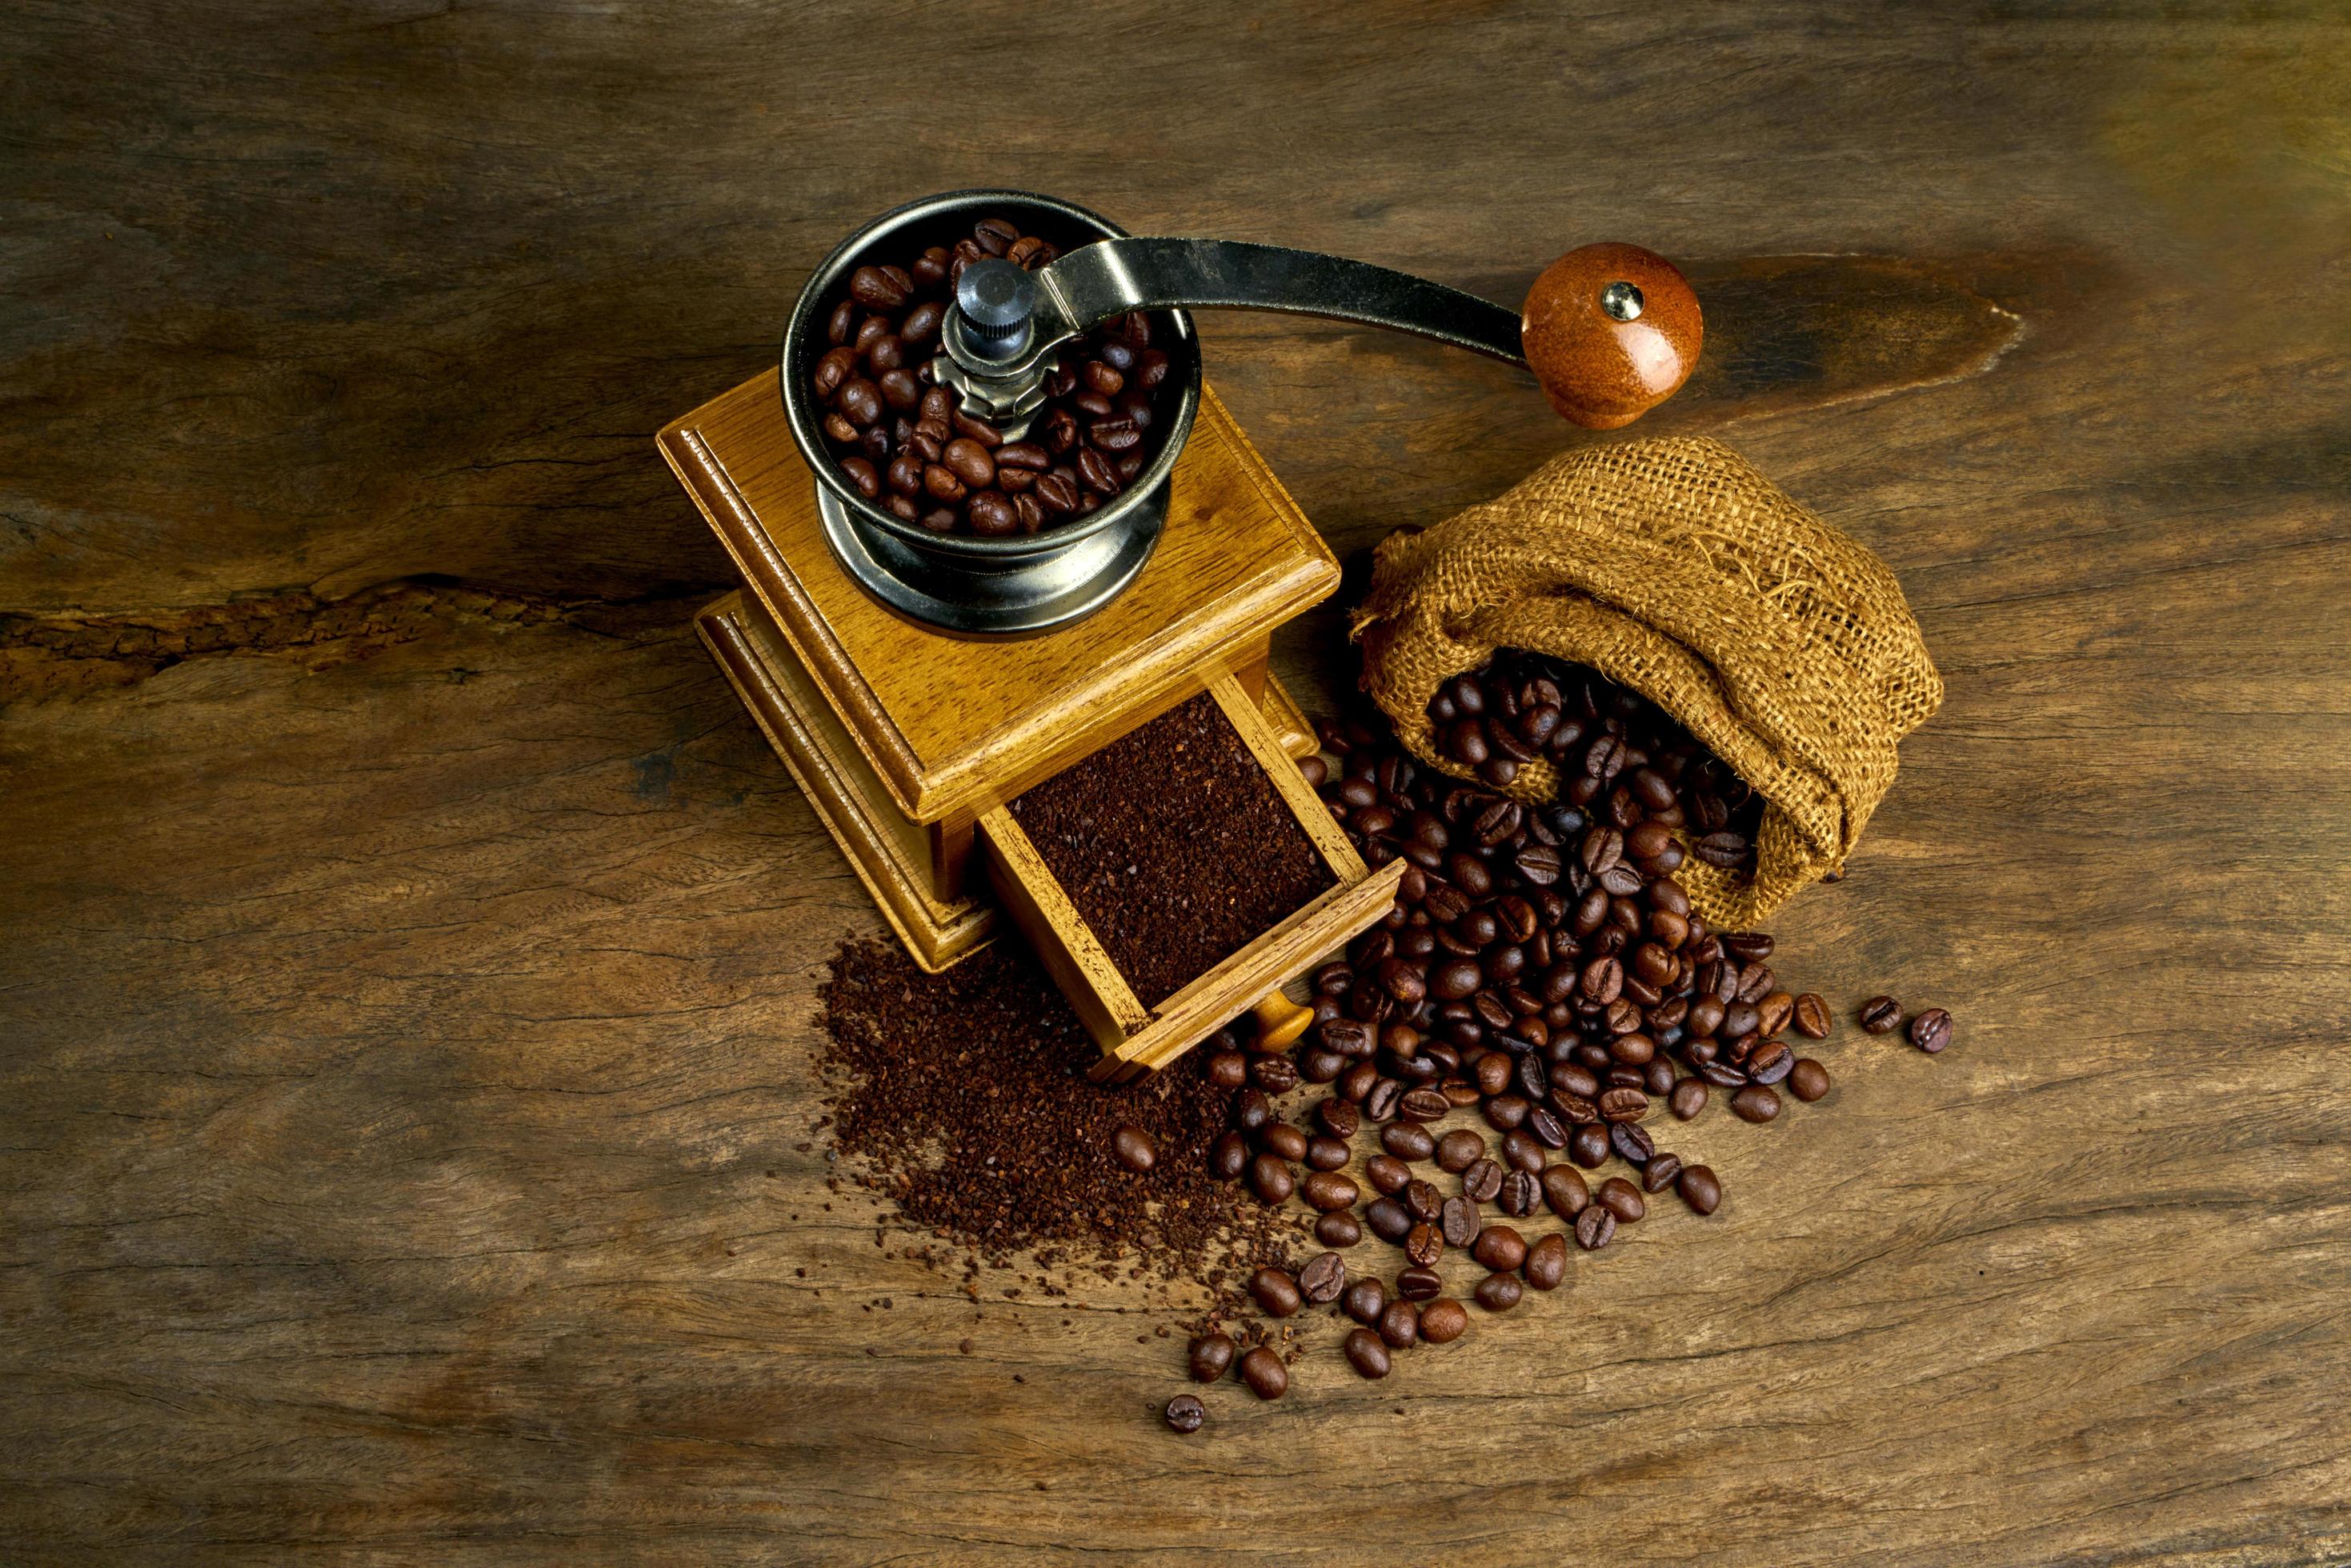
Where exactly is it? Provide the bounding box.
[955,258,1038,357]
[1600,280,1644,322]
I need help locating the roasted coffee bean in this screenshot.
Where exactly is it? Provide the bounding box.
[1500,1130,1546,1174]
[1378,1299,1421,1347]
[1497,1169,1540,1217]
[1239,1346,1288,1400]
[1730,1085,1782,1123]
[1254,1050,1303,1087]
[1599,1087,1649,1122]
[1575,1205,1617,1250]
[1748,1042,1793,1086]
[1436,1128,1485,1172]
[1306,1135,1351,1172]
[1700,1062,1747,1090]
[1403,1179,1444,1223]
[1756,990,1796,1038]
[1164,1394,1205,1433]
[1344,1277,1388,1325]
[1644,1058,1678,1096]
[1400,1086,1452,1122]
[1300,1251,1348,1303]
[848,264,910,308]
[1524,1106,1568,1150]
[1250,1266,1303,1317]
[1860,995,1903,1034]
[1232,1087,1271,1133]
[1188,1332,1236,1382]
[1441,1194,1482,1248]
[1909,1006,1953,1054]
[1261,1122,1308,1163]
[1596,1178,1645,1223]
[1608,1122,1654,1164]
[1568,1123,1610,1168]
[1475,1272,1524,1313]
[1111,1124,1157,1173]
[1524,1232,1568,1290]
[1540,1163,1590,1218]
[1677,1162,1723,1214]
[1302,1171,1360,1212]
[1249,1154,1295,1203]
[1483,1094,1529,1132]
[1552,1062,1600,1100]
[1396,1266,1444,1302]
[1340,1062,1380,1103]
[1208,1132,1248,1181]
[1344,1326,1393,1380]
[1380,1123,1434,1162]
[1417,1298,1469,1343]
[1365,1155,1412,1197]
[1789,1058,1832,1101]
[1316,1209,1364,1247]
[1405,1222,1444,1267]
[1317,1098,1361,1139]
[1460,1157,1504,1202]
[1472,1225,1527,1271]
[1366,1196,1413,1242]
[1474,1050,1515,1097]
[1365,1078,1405,1122]
[1793,992,1832,1039]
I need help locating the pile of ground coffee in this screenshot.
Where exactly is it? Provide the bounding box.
[1010,691,1333,1006]
[816,936,1299,1308]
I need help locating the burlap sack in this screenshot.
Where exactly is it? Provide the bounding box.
[1351,435,1940,928]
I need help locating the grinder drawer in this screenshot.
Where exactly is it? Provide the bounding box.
[979,672,1404,1081]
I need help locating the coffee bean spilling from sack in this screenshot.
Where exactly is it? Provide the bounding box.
[810,214,1173,537]
[1186,651,1953,1404]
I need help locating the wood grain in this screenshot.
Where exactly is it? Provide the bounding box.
[5,3,2351,1563]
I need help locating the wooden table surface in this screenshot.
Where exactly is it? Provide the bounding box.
[5,6,2347,1562]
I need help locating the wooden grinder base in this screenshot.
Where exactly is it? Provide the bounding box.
[659,374,1391,1078]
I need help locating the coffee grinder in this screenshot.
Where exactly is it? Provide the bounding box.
[656,190,1700,1078]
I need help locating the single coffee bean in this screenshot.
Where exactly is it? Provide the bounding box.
[1306,1135,1351,1172]
[1476,1272,1524,1313]
[1261,1122,1308,1163]
[1366,1196,1413,1242]
[1677,1162,1723,1215]
[1250,1154,1296,1203]
[1748,1042,1793,1086]
[1239,1346,1288,1400]
[1207,1051,1248,1090]
[1641,1152,1684,1193]
[1609,1122,1654,1164]
[1250,1054,1300,1094]
[1300,1251,1348,1303]
[1164,1394,1205,1434]
[1599,1087,1649,1122]
[1208,1132,1248,1181]
[1860,995,1903,1034]
[1497,1170,1540,1218]
[1400,1086,1451,1122]
[1596,1177,1645,1223]
[1483,1094,1529,1132]
[1344,1326,1393,1379]
[1500,1130,1546,1174]
[1377,1299,1420,1347]
[1472,1225,1528,1271]
[1365,1078,1404,1122]
[1111,1125,1156,1173]
[1403,1178,1443,1223]
[1317,1098,1361,1139]
[1541,1163,1590,1217]
[1730,1085,1782,1123]
[1344,1277,1387,1325]
[1700,1062,1748,1090]
[1460,1156,1504,1202]
[1909,1006,1953,1054]
[1232,1087,1272,1133]
[1789,1058,1832,1102]
[1436,1128,1484,1172]
[1404,1222,1444,1268]
[1793,992,1832,1038]
[1517,1234,1565,1291]
[1188,1332,1236,1382]
[1365,1155,1412,1196]
[1568,1123,1610,1168]
[1440,1194,1482,1248]
[1575,1205,1617,1250]
[1302,1171,1360,1212]
[1418,1298,1470,1343]
[1381,1122,1435,1161]
[1251,1266,1303,1318]
[1316,1209,1363,1247]
[1396,1266,1444,1302]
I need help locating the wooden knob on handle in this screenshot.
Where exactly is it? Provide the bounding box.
[1251,990,1314,1053]
[1520,243,1702,429]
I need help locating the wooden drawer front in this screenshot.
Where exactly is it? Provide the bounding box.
[981,673,1403,1081]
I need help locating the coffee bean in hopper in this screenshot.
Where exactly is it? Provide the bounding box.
[1111,1124,1157,1173]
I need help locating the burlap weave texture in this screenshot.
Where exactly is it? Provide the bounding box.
[1351,435,1941,927]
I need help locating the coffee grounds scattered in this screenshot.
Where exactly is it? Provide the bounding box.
[1010,690,1334,1007]
[817,935,1298,1310]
